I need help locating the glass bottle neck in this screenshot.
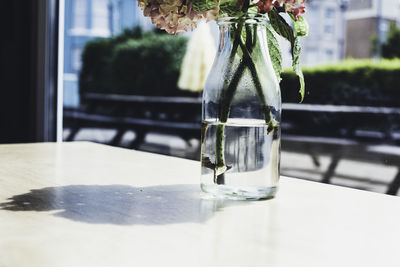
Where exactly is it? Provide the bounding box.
[217,22,268,56]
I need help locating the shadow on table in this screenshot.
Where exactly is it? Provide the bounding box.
[0,184,250,225]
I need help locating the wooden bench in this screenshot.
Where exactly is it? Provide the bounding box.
[281,103,400,195]
[63,93,202,149]
[64,94,400,195]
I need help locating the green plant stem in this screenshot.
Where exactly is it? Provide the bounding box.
[242,0,250,12]
[245,24,253,53]
[214,60,247,185]
[214,124,225,184]
[215,23,246,184]
[238,37,276,133]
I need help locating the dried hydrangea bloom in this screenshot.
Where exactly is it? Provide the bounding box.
[138,0,219,34]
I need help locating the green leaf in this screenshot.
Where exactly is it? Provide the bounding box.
[247,6,258,14]
[289,14,309,37]
[292,37,305,102]
[268,10,295,56]
[266,24,283,82]
[192,0,219,12]
[219,0,244,17]
[268,10,306,101]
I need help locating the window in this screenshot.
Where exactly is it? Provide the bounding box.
[92,0,110,35]
[73,0,88,29]
[324,24,334,35]
[325,8,335,19]
[325,49,334,61]
[72,48,82,72]
[348,0,372,11]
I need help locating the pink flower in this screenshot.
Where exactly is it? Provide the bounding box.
[278,0,307,20]
[293,4,306,20]
[255,0,275,13]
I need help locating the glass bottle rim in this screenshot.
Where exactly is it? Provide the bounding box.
[217,14,269,25]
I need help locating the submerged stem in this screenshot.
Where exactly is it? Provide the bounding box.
[215,23,246,184]
[215,22,245,184]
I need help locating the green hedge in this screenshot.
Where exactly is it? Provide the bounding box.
[281,59,400,106]
[112,34,187,96]
[80,29,400,106]
[79,28,194,97]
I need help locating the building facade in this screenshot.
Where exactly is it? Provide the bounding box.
[298,0,347,66]
[345,0,400,58]
[283,0,400,65]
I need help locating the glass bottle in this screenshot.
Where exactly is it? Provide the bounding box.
[200,15,281,200]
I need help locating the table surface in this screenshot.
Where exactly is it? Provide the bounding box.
[0,142,399,267]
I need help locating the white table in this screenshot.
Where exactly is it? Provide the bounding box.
[0,142,399,267]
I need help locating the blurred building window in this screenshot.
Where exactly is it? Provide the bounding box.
[92,0,110,36]
[348,0,372,11]
[324,24,334,34]
[73,0,88,30]
[325,7,335,19]
[325,49,334,61]
[72,47,82,72]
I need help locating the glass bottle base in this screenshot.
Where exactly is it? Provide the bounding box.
[200,183,277,200]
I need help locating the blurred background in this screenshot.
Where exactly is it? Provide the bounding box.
[2,0,400,196]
